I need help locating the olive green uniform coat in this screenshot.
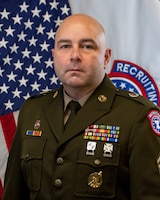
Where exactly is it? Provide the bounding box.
[2,76,160,200]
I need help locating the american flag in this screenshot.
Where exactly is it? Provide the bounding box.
[0,0,71,198]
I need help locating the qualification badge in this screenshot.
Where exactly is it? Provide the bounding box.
[103,143,113,158]
[88,171,103,188]
[86,141,97,156]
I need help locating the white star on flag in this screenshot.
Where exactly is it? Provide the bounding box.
[0,1,71,196]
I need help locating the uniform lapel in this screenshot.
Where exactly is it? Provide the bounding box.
[44,87,64,141]
[59,76,117,146]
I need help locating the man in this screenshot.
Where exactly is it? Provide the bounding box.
[2,14,160,200]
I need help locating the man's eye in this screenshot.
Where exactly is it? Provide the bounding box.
[60,45,71,49]
[82,45,93,49]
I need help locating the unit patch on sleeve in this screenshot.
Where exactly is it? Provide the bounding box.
[147,110,160,136]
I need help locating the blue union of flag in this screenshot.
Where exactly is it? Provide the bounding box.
[0,0,71,198]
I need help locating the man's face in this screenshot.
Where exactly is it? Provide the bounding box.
[52,19,111,91]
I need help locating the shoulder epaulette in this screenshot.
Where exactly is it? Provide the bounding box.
[29,90,55,99]
[116,89,158,108]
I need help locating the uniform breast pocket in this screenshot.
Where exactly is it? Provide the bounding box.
[75,141,121,199]
[20,137,46,191]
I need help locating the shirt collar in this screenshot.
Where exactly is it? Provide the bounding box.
[63,89,94,111]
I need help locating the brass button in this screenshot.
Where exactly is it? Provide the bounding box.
[94,159,101,166]
[56,157,64,165]
[54,179,62,187]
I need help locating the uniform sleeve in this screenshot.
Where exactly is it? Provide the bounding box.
[129,107,160,200]
[2,110,30,200]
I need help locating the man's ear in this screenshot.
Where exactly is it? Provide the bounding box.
[104,48,111,69]
[51,48,55,57]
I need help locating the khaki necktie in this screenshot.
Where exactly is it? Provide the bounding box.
[64,100,81,129]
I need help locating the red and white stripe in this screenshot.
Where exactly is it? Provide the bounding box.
[0,111,18,198]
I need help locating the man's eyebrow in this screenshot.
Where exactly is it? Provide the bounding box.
[80,38,96,43]
[57,39,71,44]
[57,38,96,44]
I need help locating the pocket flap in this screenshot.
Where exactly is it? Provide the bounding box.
[21,137,46,161]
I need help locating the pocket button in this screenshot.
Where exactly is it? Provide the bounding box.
[56,157,64,165]
[54,179,62,187]
[94,159,101,166]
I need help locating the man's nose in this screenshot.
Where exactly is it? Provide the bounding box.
[70,46,81,61]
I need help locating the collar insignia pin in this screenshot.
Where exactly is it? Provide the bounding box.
[98,95,107,102]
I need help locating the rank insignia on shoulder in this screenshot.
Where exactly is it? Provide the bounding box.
[128,91,139,98]
[147,110,160,136]
[53,91,58,99]
[30,90,52,98]
[26,130,42,136]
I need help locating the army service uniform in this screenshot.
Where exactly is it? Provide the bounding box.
[2,76,160,200]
